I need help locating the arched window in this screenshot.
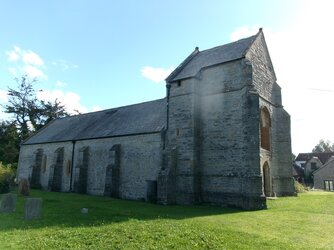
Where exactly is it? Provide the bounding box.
[260,107,271,151]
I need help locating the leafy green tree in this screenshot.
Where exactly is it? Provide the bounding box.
[0,75,70,166]
[292,153,296,161]
[4,76,38,140]
[312,139,334,153]
[3,75,69,141]
[0,121,20,166]
[38,99,68,129]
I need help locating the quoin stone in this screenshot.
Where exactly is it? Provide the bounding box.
[16,29,295,210]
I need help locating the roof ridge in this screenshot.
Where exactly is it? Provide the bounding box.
[312,157,334,174]
[55,98,167,121]
[167,30,261,82]
[198,34,258,55]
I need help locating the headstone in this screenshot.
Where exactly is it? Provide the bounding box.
[18,179,30,196]
[24,198,42,220]
[81,208,88,214]
[0,193,17,213]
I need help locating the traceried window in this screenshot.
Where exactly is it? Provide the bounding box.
[260,107,271,151]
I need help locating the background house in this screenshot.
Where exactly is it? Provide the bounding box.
[295,152,334,186]
[313,156,334,191]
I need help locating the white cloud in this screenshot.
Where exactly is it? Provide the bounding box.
[8,67,17,77]
[230,26,260,41]
[36,89,88,114]
[22,50,44,66]
[6,46,21,61]
[141,66,174,83]
[0,90,8,103]
[24,65,46,79]
[230,1,334,153]
[56,81,67,87]
[0,90,9,121]
[6,46,46,79]
[52,60,78,71]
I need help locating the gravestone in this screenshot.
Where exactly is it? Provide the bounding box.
[18,179,30,196]
[24,198,42,220]
[0,193,17,213]
[81,208,88,214]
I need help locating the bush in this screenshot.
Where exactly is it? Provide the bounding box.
[0,162,15,193]
[294,181,309,193]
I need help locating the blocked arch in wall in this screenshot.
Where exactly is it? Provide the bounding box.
[262,161,272,197]
[260,107,271,151]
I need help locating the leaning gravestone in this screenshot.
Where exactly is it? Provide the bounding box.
[0,193,17,213]
[18,179,30,196]
[24,198,42,220]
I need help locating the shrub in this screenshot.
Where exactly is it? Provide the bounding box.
[294,180,309,193]
[0,162,15,193]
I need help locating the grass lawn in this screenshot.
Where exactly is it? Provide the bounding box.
[1,190,334,249]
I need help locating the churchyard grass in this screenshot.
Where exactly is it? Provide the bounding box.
[1,190,333,249]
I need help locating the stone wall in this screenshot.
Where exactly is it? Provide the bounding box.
[245,32,281,106]
[247,32,295,197]
[18,132,163,200]
[162,59,267,209]
[18,142,73,192]
[198,60,265,209]
[163,77,201,204]
[313,161,334,190]
[161,32,294,209]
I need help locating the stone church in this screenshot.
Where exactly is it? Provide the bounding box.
[17,29,295,210]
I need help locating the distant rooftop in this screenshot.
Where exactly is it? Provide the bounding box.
[295,152,334,165]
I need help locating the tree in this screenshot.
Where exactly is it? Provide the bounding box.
[292,153,296,161]
[3,75,69,141]
[0,121,20,166]
[4,76,38,140]
[312,139,334,153]
[38,99,68,129]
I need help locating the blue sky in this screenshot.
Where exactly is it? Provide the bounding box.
[0,0,333,154]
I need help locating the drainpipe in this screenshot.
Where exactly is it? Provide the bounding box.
[70,140,76,191]
[166,83,171,130]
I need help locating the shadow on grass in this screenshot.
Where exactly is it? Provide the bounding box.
[0,189,246,231]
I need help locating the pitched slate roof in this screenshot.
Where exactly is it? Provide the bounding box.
[166,33,258,82]
[312,156,334,174]
[295,152,334,165]
[23,98,166,145]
